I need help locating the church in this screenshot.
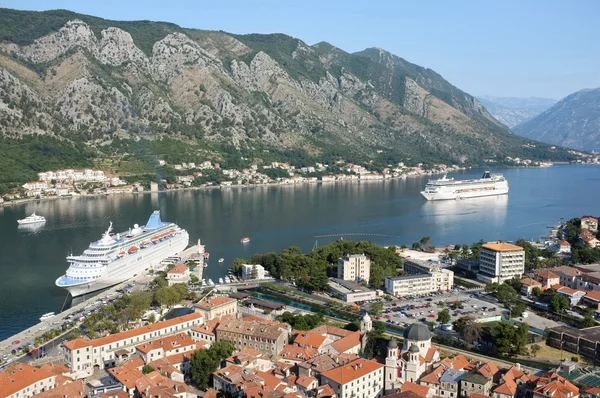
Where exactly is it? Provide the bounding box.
[385,323,440,394]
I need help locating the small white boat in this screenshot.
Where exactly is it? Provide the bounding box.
[208,279,215,286]
[39,312,55,322]
[201,279,206,286]
[241,237,250,243]
[224,276,230,283]
[218,258,224,263]
[18,213,46,225]
[218,278,224,284]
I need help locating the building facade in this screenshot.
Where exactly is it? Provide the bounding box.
[385,260,453,297]
[337,254,371,283]
[215,318,289,356]
[194,297,238,321]
[320,358,384,398]
[242,264,265,280]
[477,243,525,283]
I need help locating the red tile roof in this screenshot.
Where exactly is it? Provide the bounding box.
[294,332,327,349]
[167,264,188,274]
[65,312,202,350]
[296,374,317,389]
[401,381,430,397]
[135,332,195,354]
[585,289,600,302]
[482,242,524,252]
[321,358,383,385]
[194,296,237,310]
[0,364,55,397]
[34,380,85,398]
[279,344,319,361]
[420,365,445,384]
[329,331,362,354]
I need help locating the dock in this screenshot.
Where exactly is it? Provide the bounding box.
[179,240,205,281]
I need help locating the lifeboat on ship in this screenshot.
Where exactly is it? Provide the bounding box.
[140,241,150,249]
[118,251,126,257]
[128,246,138,254]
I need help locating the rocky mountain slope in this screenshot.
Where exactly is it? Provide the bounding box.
[513,88,600,151]
[476,96,556,128]
[0,8,573,183]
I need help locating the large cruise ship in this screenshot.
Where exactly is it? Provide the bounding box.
[421,171,509,201]
[56,211,189,297]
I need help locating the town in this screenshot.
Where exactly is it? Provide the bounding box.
[1,215,600,398]
[3,151,589,203]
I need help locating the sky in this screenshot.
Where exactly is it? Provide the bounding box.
[2,0,599,99]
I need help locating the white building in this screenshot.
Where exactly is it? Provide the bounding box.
[337,254,371,283]
[477,242,525,283]
[165,264,190,286]
[385,259,453,297]
[320,358,384,398]
[0,364,56,398]
[242,264,265,280]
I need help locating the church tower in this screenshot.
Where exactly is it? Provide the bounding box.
[384,340,399,395]
[361,312,372,333]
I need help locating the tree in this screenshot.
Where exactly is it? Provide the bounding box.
[420,236,431,248]
[364,321,386,359]
[530,344,541,357]
[344,322,360,332]
[496,284,518,304]
[454,316,482,345]
[505,276,523,293]
[550,294,570,313]
[532,286,543,297]
[485,282,499,293]
[142,365,155,374]
[190,274,199,285]
[68,328,81,340]
[510,302,527,318]
[155,286,179,308]
[370,302,384,316]
[437,308,451,325]
[171,283,189,301]
[412,242,421,250]
[148,313,157,323]
[190,341,235,388]
[493,321,529,356]
[582,314,596,328]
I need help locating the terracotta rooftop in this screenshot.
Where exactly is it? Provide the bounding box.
[217,318,287,340]
[521,277,542,287]
[226,347,264,365]
[316,384,336,398]
[279,344,319,361]
[482,242,524,252]
[550,266,582,278]
[296,374,317,389]
[298,353,353,373]
[167,264,189,274]
[34,380,85,398]
[194,296,237,310]
[294,332,327,349]
[536,270,560,280]
[64,312,202,350]
[135,332,195,354]
[309,325,355,338]
[420,365,445,384]
[401,381,431,397]
[321,358,383,385]
[0,364,56,397]
[585,289,600,302]
[329,331,362,354]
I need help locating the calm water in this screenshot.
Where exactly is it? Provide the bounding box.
[0,165,598,339]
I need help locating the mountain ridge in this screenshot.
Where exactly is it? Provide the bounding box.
[0,8,575,184]
[513,88,600,151]
[476,96,557,128]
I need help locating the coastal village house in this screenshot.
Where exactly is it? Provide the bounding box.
[165,264,190,286]
[0,364,56,398]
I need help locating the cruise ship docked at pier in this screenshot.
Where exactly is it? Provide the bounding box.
[56,211,189,297]
[421,171,509,201]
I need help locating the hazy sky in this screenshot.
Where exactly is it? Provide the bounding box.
[3,0,599,99]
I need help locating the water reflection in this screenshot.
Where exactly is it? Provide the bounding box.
[421,195,509,241]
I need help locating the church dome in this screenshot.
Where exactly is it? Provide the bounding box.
[403,323,431,341]
[388,340,398,349]
[408,344,420,353]
[362,312,371,321]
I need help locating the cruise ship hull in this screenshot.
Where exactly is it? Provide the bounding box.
[57,234,188,297]
[421,186,509,201]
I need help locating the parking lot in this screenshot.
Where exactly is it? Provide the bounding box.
[376,289,503,328]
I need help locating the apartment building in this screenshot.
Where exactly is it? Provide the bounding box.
[216,318,289,356]
[242,264,265,280]
[477,243,525,283]
[320,358,384,398]
[385,259,453,296]
[62,313,203,378]
[337,254,371,283]
[194,297,238,320]
[0,364,56,398]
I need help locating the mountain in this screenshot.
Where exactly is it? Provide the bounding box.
[513,88,600,151]
[0,8,574,184]
[476,96,557,128]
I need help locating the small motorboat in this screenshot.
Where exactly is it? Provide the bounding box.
[208,279,215,286]
[204,252,210,259]
[18,213,46,225]
[241,237,250,243]
[39,312,55,322]
[218,278,224,284]
[218,258,224,263]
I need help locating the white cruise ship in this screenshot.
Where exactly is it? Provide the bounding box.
[421,171,509,201]
[55,211,189,297]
